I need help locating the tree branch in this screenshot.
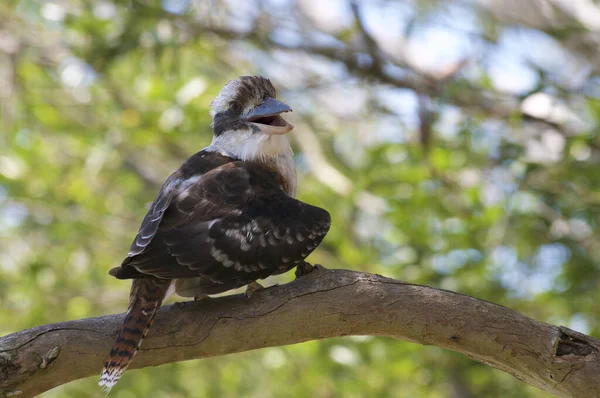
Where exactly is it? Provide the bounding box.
[1,268,599,397]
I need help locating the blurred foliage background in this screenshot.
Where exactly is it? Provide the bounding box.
[1,0,599,397]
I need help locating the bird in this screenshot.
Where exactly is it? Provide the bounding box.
[98,76,331,392]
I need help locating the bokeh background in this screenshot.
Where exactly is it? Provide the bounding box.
[2,0,600,397]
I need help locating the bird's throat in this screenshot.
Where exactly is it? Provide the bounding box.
[207,133,297,197]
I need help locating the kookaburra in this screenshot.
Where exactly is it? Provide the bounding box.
[99,76,331,392]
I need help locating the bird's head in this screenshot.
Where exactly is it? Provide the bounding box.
[208,76,294,161]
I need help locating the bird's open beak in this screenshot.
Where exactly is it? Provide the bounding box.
[246,97,294,135]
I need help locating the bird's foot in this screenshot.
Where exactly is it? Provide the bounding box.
[244,281,265,299]
[295,262,325,277]
[172,295,209,309]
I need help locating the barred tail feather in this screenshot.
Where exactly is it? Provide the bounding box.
[99,277,172,394]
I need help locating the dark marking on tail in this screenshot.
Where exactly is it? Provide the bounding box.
[99,277,171,393]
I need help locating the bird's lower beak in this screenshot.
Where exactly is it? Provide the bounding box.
[247,97,294,135]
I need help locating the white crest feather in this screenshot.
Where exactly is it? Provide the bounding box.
[210,79,240,117]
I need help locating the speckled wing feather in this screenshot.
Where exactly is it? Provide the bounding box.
[127,174,179,257]
[117,160,331,294]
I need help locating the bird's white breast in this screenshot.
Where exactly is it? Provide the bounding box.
[207,130,297,197]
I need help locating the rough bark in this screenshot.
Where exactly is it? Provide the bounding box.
[1,268,599,398]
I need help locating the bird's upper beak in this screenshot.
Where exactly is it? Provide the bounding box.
[246,97,294,135]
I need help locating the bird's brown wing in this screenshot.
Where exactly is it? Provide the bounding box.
[126,173,180,257]
[117,161,330,292]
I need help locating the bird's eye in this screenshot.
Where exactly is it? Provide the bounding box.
[229,103,242,113]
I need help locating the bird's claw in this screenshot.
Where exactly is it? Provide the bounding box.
[295,262,325,277]
[244,281,265,299]
[172,295,209,309]
[313,264,325,271]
